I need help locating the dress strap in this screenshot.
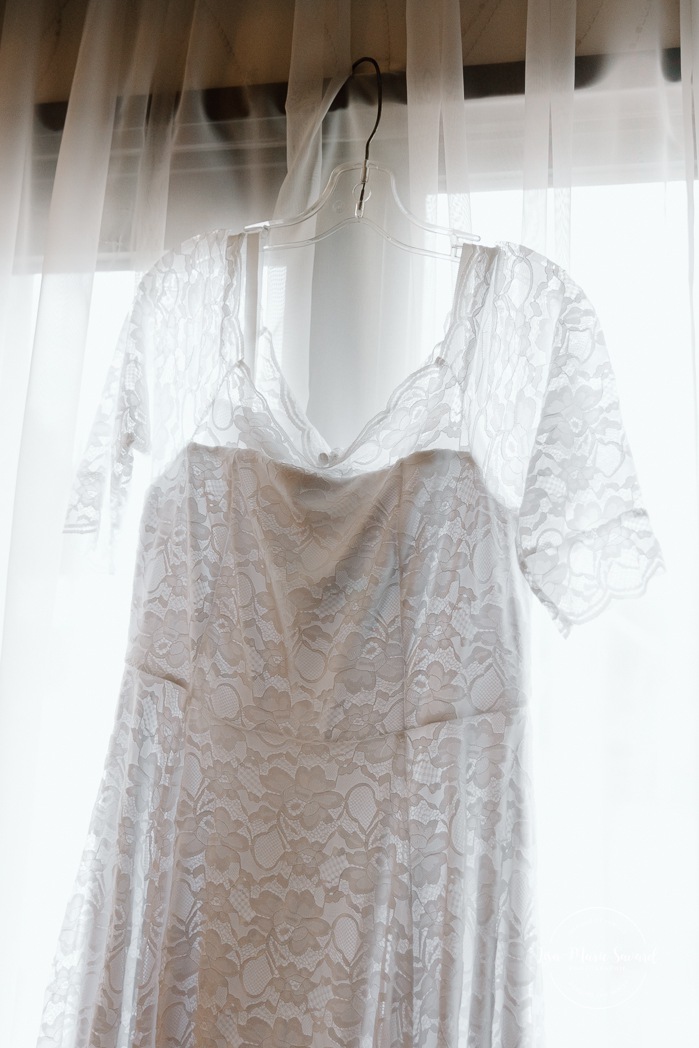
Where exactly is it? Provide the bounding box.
[242,230,260,373]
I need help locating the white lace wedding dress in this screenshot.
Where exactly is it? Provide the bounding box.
[37,230,664,1047]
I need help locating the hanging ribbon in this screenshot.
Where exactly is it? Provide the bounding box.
[522,0,576,267]
[406,0,472,231]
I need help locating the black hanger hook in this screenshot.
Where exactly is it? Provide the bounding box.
[350,56,383,217]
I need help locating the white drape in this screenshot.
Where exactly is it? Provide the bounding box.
[0,2,696,1046]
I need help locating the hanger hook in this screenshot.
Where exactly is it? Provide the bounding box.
[350,56,383,218]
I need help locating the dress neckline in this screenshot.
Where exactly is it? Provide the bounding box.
[226,231,505,472]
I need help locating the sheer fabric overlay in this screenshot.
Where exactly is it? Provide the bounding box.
[36,231,665,1047]
[63,230,663,636]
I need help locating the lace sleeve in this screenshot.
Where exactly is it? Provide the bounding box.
[516,276,665,637]
[62,276,151,566]
[61,229,243,571]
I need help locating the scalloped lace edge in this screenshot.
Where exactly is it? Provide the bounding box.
[526,549,667,639]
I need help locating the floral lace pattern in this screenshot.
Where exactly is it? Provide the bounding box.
[43,231,665,1046]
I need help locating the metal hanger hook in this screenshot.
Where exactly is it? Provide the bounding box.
[350,56,383,218]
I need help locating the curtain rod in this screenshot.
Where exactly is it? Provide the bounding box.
[35,49,681,134]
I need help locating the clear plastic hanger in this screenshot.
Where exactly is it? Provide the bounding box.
[243,57,480,261]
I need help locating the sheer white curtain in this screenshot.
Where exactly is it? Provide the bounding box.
[0,2,696,1046]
